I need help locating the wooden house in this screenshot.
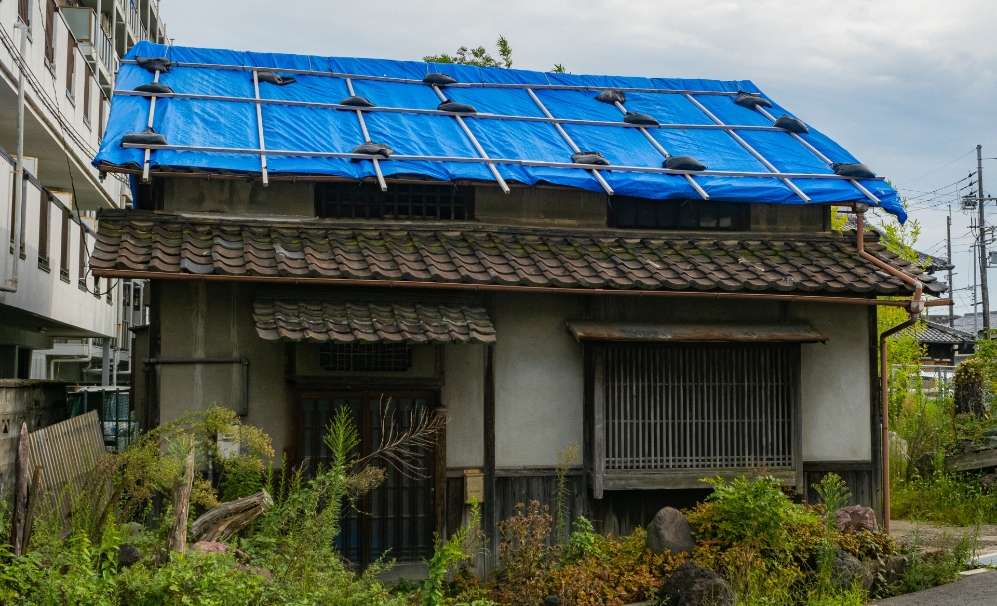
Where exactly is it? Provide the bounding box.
[90,42,945,571]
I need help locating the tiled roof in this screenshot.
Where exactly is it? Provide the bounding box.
[841,215,952,273]
[90,211,946,297]
[911,321,976,345]
[253,296,495,343]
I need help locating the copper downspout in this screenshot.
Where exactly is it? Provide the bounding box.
[854,205,924,534]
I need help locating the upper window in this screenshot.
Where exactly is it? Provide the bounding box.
[315,182,473,221]
[320,342,412,372]
[611,197,750,231]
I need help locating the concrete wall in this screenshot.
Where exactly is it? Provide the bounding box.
[442,344,485,468]
[157,281,295,458]
[163,179,313,216]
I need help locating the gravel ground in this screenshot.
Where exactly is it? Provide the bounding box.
[888,519,997,553]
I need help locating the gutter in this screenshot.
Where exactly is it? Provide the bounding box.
[854,204,924,535]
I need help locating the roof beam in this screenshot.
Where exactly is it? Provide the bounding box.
[252,71,269,186]
[526,88,614,195]
[346,78,386,191]
[142,70,161,182]
[683,93,812,203]
[429,84,510,194]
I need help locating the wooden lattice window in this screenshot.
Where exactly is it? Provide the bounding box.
[610,197,750,231]
[320,343,412,372]
[315,182,473,221]
[589,343,800,497]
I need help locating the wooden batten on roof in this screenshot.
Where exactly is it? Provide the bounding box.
[566,322,827,343]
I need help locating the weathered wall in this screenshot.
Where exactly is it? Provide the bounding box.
[162,179,314,216]
[797,303,871,461]
[157,281,295,459]
[492,293,586,468]
[441,344,485,468]
[475,187,607,228]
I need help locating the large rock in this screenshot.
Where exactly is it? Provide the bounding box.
[659,561,735,606]
[645,507,696,556]
[833,505,878,534]
[117,543,142,568]
[981,472,997,492]
[831,548,868,591]
[866,554,908,593]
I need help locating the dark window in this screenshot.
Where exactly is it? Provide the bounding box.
[589,343,799,489]
[38,193,50,271]
[59,207,70,282]
[18,0,30,26]
[66,35,76,97]
[611,197,749,231]
[44,0,56,67]
[97,94,106,141]
[82,64,91,123]
[78,223,88,290]
[315,182,473,221]
[320,342,412,372]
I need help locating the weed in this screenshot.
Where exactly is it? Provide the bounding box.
[422,498,485,606]
[554,443,579,545]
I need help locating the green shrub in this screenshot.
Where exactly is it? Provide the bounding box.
[892,472,997,525]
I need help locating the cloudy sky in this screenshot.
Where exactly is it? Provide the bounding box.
[159,0,997,315]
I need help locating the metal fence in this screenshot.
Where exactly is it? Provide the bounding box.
[67,387,137,453]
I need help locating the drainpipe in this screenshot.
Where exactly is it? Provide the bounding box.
[854,205,925,535]
[1,23,28,294]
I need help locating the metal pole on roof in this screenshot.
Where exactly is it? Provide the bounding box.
[252,71,269,186]
[947,207,954,327]
[755,106,880,205]
[683,94,810,203]
[977,145,991,338]
[428,85,510,194]
[345,78,386,191]
[142,70,160,182]
[524,88,614,196]
[611,100,709,201]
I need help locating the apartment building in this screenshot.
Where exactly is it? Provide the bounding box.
[0,0,163,381]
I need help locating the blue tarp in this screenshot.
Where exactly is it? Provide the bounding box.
[96,41,905,222]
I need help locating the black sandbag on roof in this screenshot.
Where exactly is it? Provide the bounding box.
[623,112,659,126]
[339,96,374,107]
[256,72,296,85]
[351,142,393,159]
[424,73,458,86]
[595,89,626,105]
[572,151,610,166]
[733,92,772,110]
[437,100,477,114]
[121,128,167,147]
[773,115,808,134]
[135,57,173,73]
[134,83,175,96]
[833,163,876,178]
[664,156,707,171]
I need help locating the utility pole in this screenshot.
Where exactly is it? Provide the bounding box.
[973,241,979,336]
[978,145,991,337]
[947,207,954,327]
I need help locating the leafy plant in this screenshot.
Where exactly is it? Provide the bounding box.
[554,443,579,545]
[494,501,553,606]
[422,498,485,606]
[813,473,851,525]
[424,36,514,68]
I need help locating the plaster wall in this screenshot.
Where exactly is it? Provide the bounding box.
[441,344,485,468]
[157,281,295,459]
[162,179,314,216]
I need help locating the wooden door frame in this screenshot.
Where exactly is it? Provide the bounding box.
[297,388,443,568]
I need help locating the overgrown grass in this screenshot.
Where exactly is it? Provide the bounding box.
[892,472,997,526]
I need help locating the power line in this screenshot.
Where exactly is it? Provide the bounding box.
[894,148,977,186]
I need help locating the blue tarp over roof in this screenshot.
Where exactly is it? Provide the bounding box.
[95,41,905,222]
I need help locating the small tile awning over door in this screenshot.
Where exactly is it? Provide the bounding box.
[253,296,496,343]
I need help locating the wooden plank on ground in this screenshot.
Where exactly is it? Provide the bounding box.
[945,448,997,472]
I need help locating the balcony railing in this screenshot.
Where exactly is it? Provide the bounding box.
[61,8,118,76]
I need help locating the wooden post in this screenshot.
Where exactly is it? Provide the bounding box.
[12,422,30,557]
[433,406,447,539]
[166,444,195,554]
[21,466,43,554]
[483,344,496,542]
[592,349,605,499]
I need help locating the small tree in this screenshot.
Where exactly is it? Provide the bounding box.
[424,35,513,68]
[954,357,986,417]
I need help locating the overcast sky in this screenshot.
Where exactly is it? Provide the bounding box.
[158,0,997,316]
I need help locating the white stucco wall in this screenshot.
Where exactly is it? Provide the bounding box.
[798,303,872,461]
[492,293,585,467]
[442,344,485,467]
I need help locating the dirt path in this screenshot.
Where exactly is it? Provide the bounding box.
[889,519,997,553]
